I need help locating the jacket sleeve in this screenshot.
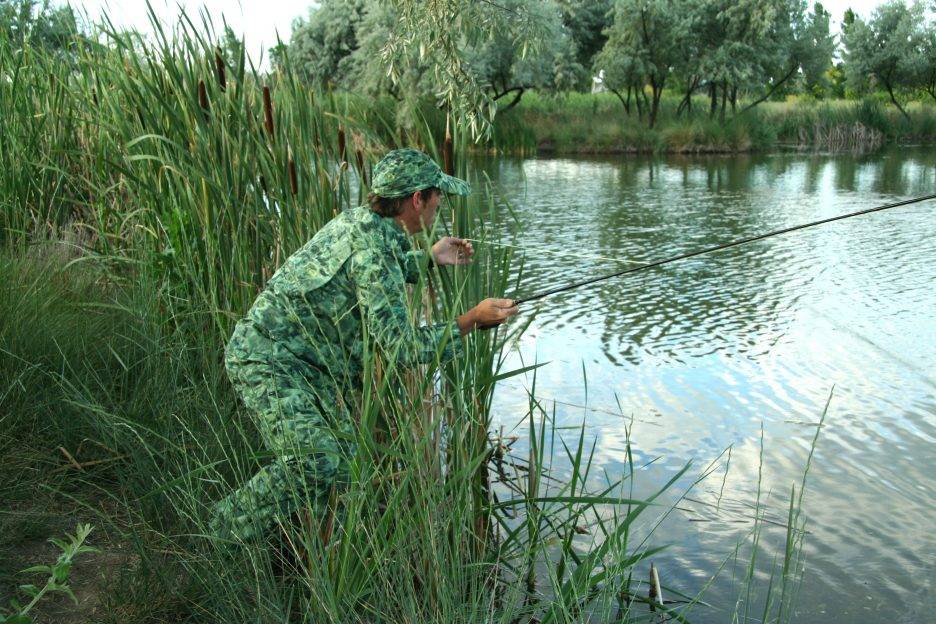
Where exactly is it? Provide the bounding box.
[351,246,464,367]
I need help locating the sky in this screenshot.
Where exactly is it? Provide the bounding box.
[69,0,896,71]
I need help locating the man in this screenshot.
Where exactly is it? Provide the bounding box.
[210,148,518,542]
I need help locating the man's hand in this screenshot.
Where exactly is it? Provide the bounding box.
[431,237,474,266]
[457,298,519,336]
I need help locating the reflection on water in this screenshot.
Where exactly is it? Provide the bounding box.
[474,148,936,624]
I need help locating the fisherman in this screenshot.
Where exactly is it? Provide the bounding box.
[209,148,518,542]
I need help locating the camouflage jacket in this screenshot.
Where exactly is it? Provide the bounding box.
[227,205,464,390]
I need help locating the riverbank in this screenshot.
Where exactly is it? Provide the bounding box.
[488,92,936,154]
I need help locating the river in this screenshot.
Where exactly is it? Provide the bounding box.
[472,147,936,623]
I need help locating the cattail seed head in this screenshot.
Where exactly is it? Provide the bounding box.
[214,48,226,91]
[262,85,274,141]
[288,147,298,196]
[443,116,454,175]
[337,125,346,162]
[198,80,209,119]
[355,148,366,185]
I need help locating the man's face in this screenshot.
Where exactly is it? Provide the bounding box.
[415,189,442,232]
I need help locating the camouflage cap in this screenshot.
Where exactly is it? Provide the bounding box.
[370,148,471,198]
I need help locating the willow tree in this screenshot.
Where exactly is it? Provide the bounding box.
[558,0,614,88]
[0,0,81,54]
[918,19,936,104]
[463,0,584,112]
[596,0,689,128]
[739,0,835,111]
[282,0,555,138]
[843,0,927,120]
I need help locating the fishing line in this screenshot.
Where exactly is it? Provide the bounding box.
[513,193,936,305]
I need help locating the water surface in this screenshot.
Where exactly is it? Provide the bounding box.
[474,148,935,623]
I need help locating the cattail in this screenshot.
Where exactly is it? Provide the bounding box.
[355,148,366,185]
[399,126,407,147]
[198,80,209,119]
[443,115,454,175]
[262,85,274,141]
[337,124,346,162]
[259,175,268,193]
[288,145,298,196]
[91,88,98,106]
[214,48,226,91]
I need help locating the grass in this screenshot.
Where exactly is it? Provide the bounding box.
[489,91,936,154]
[1,7,823,623]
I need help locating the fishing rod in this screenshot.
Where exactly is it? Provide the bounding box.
[513,193,936,305]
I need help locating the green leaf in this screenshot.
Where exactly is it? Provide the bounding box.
[16,585,39,599]
[18,565,51,575]
[51,561,71,583]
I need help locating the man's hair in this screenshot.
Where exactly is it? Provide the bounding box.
[368,187,440,218]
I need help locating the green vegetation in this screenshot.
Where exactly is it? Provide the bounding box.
[489,92,936,154]
[279,0,936,148]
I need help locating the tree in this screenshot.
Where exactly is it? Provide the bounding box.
[466,0,584,111]
[281,0,578,127]
[843,0,926,120]
[283,0,367,88]
[0,0,80,53]
[740,0,835,110]
[596,0,689,128]
[557,0,613,86]
[918,20,936,103]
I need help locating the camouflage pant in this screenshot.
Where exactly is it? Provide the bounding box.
[209,333,355,542]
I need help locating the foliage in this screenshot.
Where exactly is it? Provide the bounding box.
[592,0,836,126]
[596,0,689,128]
[842,0,928,119]
[283,0,367,89]
[490,90,936,153]
[557,0,614,85]
[0,524,97,623]
[918,18,936,103]
[0,0,80,53]
[281,0,568,138]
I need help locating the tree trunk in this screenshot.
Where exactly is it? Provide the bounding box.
[493,86,532,113]
[609,87,630,116]
[709,82,717,117]
[730,86,738,113]
[688,77,698,114]
[884,80,910,121]
[741,64,798,114]
[625,85,632,115]
[719,81,728,122]
[635,84,644,119]
[649,79,665,129]
[677,77,697,117]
